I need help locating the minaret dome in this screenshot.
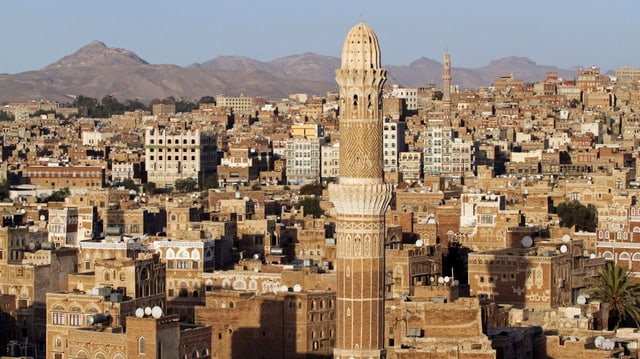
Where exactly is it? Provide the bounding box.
[340,22,381,70]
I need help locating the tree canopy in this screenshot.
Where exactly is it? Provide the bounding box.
[42,188,70,203]
[174,178,198,193]
[0,110,13,121]
[590,262,640,330]
[299,183,323,196]
[295,196,324,218]
[556,200,598,232]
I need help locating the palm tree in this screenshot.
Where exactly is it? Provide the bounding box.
[590,262,640,330]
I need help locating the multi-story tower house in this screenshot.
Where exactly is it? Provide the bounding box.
[329,23,393,359]
[144,127,217,189]
[382,117,406,176]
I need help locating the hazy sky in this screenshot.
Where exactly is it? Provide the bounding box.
[1,0,637,74]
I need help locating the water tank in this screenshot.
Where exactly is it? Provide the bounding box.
[41,242,55,250]
[110,292,123,303]
[87,313,111,325]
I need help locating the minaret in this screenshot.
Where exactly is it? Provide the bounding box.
[443,51,452,127]
[330,23,393,359]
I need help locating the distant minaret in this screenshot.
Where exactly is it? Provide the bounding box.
[443,51,452,127]
[330,22,393,359]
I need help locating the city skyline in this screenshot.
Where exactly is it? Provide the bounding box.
[1,0,638,75]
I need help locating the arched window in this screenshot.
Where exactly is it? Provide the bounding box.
[138,337,146,354]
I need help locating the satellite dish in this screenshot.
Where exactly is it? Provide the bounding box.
[430,276,435,284]
[594,336,605,348]
[280,285,288,292]
[453,279,460,286]
[151,306,163,319]
[560,244,568,254]
[437,277,444,284]
[293,284,302,293]
[444,276,450,283]
[562,234,571,243]
[415,239,423,247]
[577,295,587,305]
[253,253,260,260]
[39,215,45,221]
[135,308,144,318]
[144,307,152,316]
[603,339,615,350]
[521,236,533,248]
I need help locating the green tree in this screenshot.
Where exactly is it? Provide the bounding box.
[202,174,219,190]
[556,200,598,232]
[43,188,70,202]
[590,262,640,330]
[199,96,216,104]
[121,178,138,192]
[295,197,324,218]
[124,98,148,112]
[143,182,157,195]
[299,183,323,196]
[174,178,198,193]
[175,98,197,113]
[0,110,13,121]
[99,95,125,117]
[72,95,100,117]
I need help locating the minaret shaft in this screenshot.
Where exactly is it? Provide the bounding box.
[331,23,393,359]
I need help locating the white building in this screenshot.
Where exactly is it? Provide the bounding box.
[144,127,217,189]
[321,141,340,180]
[285,137,324,185]
[388,85,418,111]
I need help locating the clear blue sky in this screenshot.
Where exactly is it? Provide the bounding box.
[1,0,637,74]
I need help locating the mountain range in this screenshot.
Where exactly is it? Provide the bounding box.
[0,41,579,103]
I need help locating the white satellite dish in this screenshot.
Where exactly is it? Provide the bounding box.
[453,279,459,286]
[151,306,163,319]
[577,295,587,305]
[594,336,605,349]
[603,339,615,350]
[521,236,533,248]
[589,253,596,259]
[144,307,152,316]
[135,308,144,318]
[562,234,571,243]
[560,244,568,254]
[415,239,423,247]
[280,285,288,292]
[444,276,450,283]
[293,284,302,293]
[39,215,45,221]
[253,253,260,260]
[437,277,444,284]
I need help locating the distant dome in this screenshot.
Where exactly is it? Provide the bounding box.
[340,22,381,70]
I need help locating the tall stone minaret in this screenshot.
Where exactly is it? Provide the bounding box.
[330,22,393,359]
[443,51,452,127]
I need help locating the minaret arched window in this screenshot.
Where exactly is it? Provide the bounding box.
[353,94,358,106]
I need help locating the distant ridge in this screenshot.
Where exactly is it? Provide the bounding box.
[0,41,578,102]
